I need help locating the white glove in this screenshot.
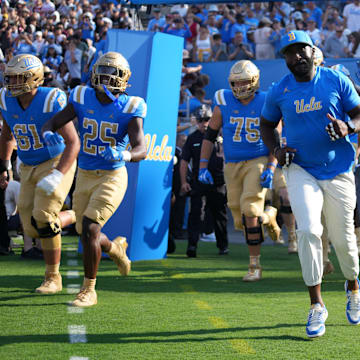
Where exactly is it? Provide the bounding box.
[36,169,63,195]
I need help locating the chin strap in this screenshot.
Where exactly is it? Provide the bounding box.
[102,84,117,101]
[102,84,122,111]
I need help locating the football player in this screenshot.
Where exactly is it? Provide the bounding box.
[0,54,79,293]
[261,30,360,337]
[199,60,281,282]
[42,51,147,307]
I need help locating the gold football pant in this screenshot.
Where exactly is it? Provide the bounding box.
[224,156,268,230]
[73,166,128,234]
[18,155,77,238]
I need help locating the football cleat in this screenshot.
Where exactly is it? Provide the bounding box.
[242,266,262,282]
[264,206,281,243]
[228,60,260,100]
[345,279,360,325]
[108,237,131,276]
[4,54,44,96]
[91,51,131,94]
[35,272,62,294]
[71,288,98,308]
[306,303,328,338]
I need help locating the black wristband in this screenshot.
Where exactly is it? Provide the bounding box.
[204,126,219,143]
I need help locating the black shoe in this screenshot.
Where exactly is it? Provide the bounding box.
[167,235,176,254]
[21,247,44,260]
[186,246,197,258]
[219,248,229,255]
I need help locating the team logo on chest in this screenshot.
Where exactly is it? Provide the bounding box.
[294,96,322,114]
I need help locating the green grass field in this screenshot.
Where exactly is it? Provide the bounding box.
[1,236,360,360]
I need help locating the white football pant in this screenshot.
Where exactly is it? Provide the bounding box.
[283,163,359,286]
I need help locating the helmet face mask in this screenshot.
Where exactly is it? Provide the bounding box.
[228,60,260,100]
[4,54,44,96]
[91,51,131,94]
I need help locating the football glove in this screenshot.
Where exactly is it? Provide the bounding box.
[43,131,64,146]
[198,168,214,185]
[260,168,274,189]
[36,169,63,196]
[100,146,131,162]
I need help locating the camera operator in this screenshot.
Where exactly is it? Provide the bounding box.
[228,31,254,60]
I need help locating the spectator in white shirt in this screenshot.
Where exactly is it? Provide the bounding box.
[343,0,360,32]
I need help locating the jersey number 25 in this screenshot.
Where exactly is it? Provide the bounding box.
[83,118,119,155]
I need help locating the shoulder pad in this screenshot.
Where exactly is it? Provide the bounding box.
[72,85,88,105]
[123,96,146,117]
[43,88,60,113]
[0,88,7,111]
[214,89,227,106]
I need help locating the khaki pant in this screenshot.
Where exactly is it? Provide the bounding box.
[73,166,128,234]
[18,156,77,238]
[224,156,268,230]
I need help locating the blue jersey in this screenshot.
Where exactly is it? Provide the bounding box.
[214,89,269,162]
[0,87,66,165]
[262,66,360,180]
[69,86,147,171]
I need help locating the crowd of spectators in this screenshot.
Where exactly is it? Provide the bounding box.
[0,2,359,91]
[0,0,135,92]
[147,1,360,62]
[0,1,359,94]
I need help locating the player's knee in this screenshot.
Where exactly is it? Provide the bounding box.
[82,216,101,239]
[242,215,264,246]
[242,203,261,218]
[31,216,61,239]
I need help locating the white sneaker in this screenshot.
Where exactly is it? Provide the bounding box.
[200,232,216,242]
[305,303,328,338]
[345,280,360,325]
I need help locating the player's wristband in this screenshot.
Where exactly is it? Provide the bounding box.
[122,150,132,162]
[267,162,277,168]
[200,159,209,163]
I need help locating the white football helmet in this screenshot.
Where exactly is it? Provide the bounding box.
[4,54,44,96]
[313,46,324,67]
[228,60,260,100]
[91,51,131,94]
